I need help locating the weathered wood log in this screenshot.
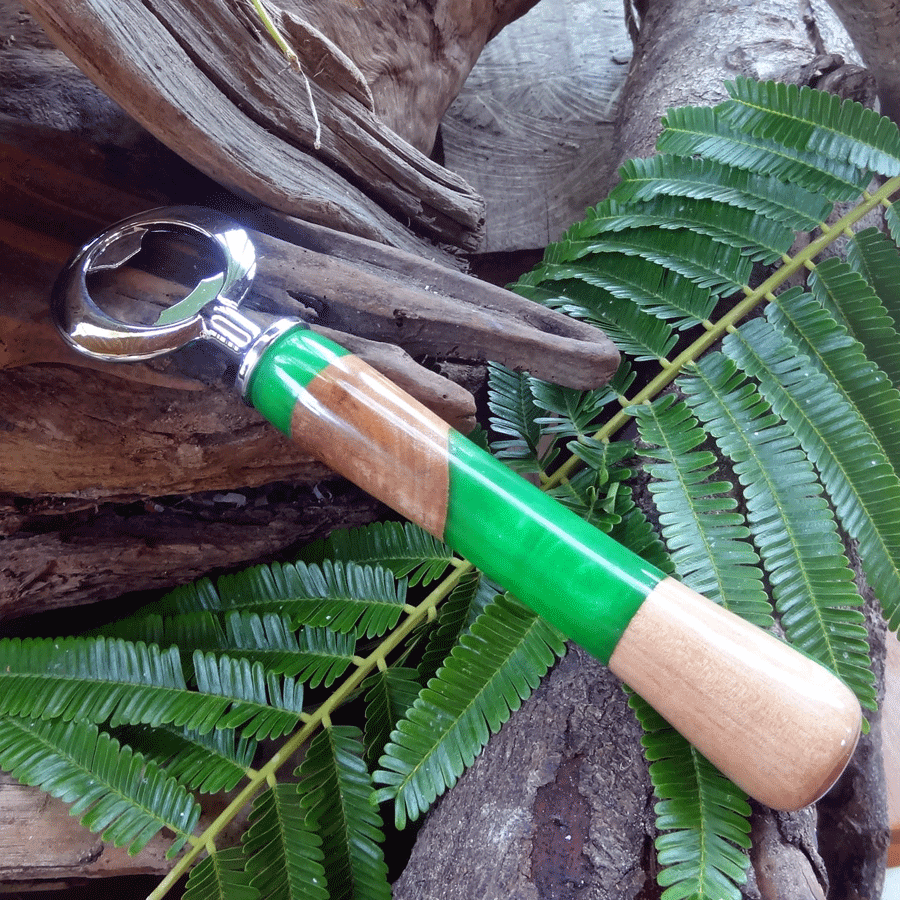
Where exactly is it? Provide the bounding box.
[441,0,632,252]
[16,0,537,253]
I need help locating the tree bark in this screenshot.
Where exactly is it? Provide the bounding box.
[15,0,537,254]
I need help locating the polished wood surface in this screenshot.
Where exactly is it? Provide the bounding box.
[609,577,862,811]
[291,353,452,538]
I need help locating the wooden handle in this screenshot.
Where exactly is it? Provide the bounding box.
[245,327,862,810]
[609,577,861,810]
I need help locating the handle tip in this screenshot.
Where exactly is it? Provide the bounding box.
[609,577,862,811]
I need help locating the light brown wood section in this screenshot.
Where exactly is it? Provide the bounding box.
[609,577,863,811]
[290,354,452,538]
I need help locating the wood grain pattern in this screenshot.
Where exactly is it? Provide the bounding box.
[441,0,631,251]
[608,576,862,811]
[291,354,452,537]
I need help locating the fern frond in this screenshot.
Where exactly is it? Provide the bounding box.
[374,594,566,829]
[210,561,409,639]
[611,154,832,230]
[221,614,356,688]
[362,666,422,769]
[767,286,900,487]
[722,76,900,177]
[191,653,304,740]
[515,273,677,360]
[547,460,626,532]
[530,368,632,441]
[417,570,485,684]
[547,227,751,297]
[565,196,795,264]
[115,724,256,794]
[486,361,546,468]
[681,353,876,704]
[182,847,259,900]
[808,256,900,386]
[630,695,751,900]
[724,318,900,633]
[533,255,718,330]
[0,716,200,856]
[304,521,454,586]
[848,226,900,342]
[633,395,772,626]
[242,784,328,900]
[658,102,872,202]
[296,726,391,900]
[0,636,235,731]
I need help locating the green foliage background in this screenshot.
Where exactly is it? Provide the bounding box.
[2,78,900,899]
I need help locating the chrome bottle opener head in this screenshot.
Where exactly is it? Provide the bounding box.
[51,206,300,395]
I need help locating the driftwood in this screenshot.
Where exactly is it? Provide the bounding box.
[441,0,632,252]
[17,0,540,254]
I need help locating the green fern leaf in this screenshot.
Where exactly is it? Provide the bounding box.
[724,318,900,632]
[630,695,751,900]
[362,666,422,769]
[532,255,718,330]
[487,361,545,468]
[657,102,872,202]
[547,461,625,532]
[183,847,259,900]
[192,652,304,740]
[546,227,751,297]
[115,724,256,794]
[0,716,200,856]
[373,594,566,829]
[151,577,222,617]
[808,256,900,387]
[564,196,795,264]
[611,154,832,230]
[417,570,486,685]
[633,395,773,626]
[203,560,408,639]
[514,273,678,361]
[304,521,454,586]
[681,353,877,704]
[722,76,900,177]
[848,226,900,343]
[222,614,356,688]
[242,784,328,900]
[530,368,633,441]
[0,636,237,731]
[767,286,900,489]
[297,725,392,900]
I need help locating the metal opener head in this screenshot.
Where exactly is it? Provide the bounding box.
[51,206,299,395]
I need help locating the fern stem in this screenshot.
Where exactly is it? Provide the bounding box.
[147,562,471,900]
[543,173,900,491]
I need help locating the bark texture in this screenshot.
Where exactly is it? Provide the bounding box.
[15,0,536,254]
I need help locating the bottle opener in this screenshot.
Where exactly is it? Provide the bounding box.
[52,206,862,811]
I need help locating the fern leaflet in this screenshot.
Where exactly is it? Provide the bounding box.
[182,847,259,900]
[0,716,200,856]
[374,593,566,828]
[296,726,392,900]
[242,784,328,900]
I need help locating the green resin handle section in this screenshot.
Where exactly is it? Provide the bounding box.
[443,434,660,662]
[246,327,660,663]
[248,328,349,435]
